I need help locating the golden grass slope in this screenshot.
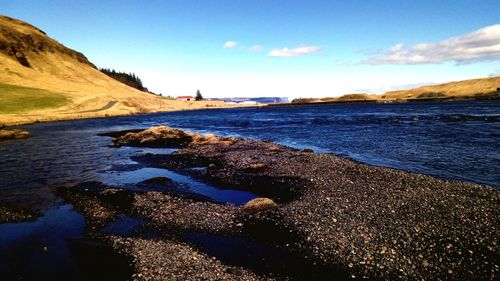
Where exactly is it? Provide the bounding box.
[292,76,500,104]
[0,15,232,126]
[380,76,500,100]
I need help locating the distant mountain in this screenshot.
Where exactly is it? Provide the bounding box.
[209,97,289,104]
[0,15,228,125]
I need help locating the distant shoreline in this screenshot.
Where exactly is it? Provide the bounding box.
[4,97,499,128]
[0,102,260,128]
[268,94,500,107]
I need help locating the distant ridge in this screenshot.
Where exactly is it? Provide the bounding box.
[0,15,229,126]
[291,76,500,104]
[380,76,500,101]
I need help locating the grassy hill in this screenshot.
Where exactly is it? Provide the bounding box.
[0,83,69,113]
[291,76,500,104]
[380,76,500,101]
[0,15,228,126]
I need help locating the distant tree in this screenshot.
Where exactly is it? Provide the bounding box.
[99,68,146,92]
[195,89,203,101]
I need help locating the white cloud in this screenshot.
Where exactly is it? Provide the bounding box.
[249,45,264,52]
[364,24,500,65]
[389,43,404,53]
[268,45,321,57]
[223,41,238,48]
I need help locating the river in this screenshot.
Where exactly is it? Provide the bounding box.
[0,100,498,279]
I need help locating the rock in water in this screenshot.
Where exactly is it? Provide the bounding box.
[0,129,30,141]
[110,125,236,148]
[111,125,193,147]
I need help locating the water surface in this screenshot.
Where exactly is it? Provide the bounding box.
[1,101,497,205]
[0,100,498,279]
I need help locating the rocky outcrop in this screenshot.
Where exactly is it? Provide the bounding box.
[0,15,95,68]
[111,125,236,148]
[111,126,193,147]
[0,129,30,141]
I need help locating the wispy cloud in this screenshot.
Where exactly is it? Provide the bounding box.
[223,41,238,48]
[268,45,321,57]
[249,45,264,52]
[364,24,500,65]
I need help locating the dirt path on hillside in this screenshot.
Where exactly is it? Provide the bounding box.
[75,101,118,113]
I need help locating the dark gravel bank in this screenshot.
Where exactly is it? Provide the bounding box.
[108,236,275,281]
[54,126,500,280]
[0,205,40,223]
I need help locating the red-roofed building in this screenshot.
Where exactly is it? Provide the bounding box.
[176,96,194,101]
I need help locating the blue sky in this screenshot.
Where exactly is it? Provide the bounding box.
[1,0,499,98]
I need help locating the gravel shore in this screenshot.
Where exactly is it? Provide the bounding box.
[125,126,499,280]
[109,236,275,281]
[134,191,239,233]
[52,125,499,280]
[0,205,40,223]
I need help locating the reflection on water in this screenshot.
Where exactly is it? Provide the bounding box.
[0,204,132,281]
[101,166,256,205]
[102,214,146,237]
